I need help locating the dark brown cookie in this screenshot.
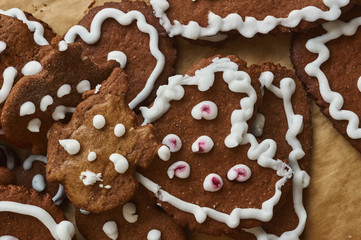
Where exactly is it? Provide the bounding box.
[0,185,75,239]
[61,1,177,109]
[291,6,361,152]
[75,186,185,240]
[148,0,354,40]
[0,167,16,185]
[47,68,163,213]
[1,43,116,154]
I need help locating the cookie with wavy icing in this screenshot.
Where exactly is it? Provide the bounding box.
[0,184,75,239]
[149,0,354,40]
[61,1,177,109]
[75,186,185,240]
[47,68,163,213]
[1,43,116,154]
[291,6,361,152]
[138,55,312,239]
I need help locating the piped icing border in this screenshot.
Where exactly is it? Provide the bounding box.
[61,8,165,109]
[150,0,350,39]
[305,16,361,139]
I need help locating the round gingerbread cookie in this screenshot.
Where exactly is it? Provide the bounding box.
[138,55,312,239]
[148,0,354,40]
[61,1,177,109]
[75,186,185,240]
[291,6,361,153]
[0,185,75,239]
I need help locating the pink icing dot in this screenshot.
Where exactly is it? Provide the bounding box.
[174,164,186,174]
[162,134,182,152]
[227,164,251,182]
[170,138,178,149]
[201,104,211,114]
[192,136,214,153]
[197,141,206,153]
[167,161,190,179]
[203,173,223,192]
[211,177,222,188]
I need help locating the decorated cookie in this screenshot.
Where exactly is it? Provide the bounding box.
[61,1,177,109]
[0,185,75,239]
[291,6,361,152]
[1,43,116,154]
[148,0,354,40]
[47,68,163,213]
[138,56,311,239]
[75,186,185,240]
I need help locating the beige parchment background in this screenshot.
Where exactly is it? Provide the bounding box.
[1,1,361,239]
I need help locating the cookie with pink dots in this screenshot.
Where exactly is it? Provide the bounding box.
[47,68,163,213]
[75,186,185,240]
[0,184,76,239]
[138,55,312,238]
[1,43,116,154]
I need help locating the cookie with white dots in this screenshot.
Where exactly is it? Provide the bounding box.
[47,68,163,213]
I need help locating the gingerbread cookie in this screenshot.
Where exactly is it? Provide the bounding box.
[149,0,354,40]
[75,186,185,240]
[47,68,163,213]
[138,56,311,239]
[291,6,361,153]
[1,43,116,154]
[60,1,177,109]
[0,185,75,239]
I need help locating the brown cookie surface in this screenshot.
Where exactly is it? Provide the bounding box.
[47,68,162,213]
[65,1,177,108]
[75,186,185,240]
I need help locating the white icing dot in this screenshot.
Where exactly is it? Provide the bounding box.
[59,139,81,155]
[104,185,111,189]
[162,134,182,152]
[227,164,252,182]
[203,173,223,192]
[158,146,171,161]
[58,40,68,51]
[57,84,71,98]
[79,170,103,186]
[87,151,97,162]
[357,76,361,93]
[147,229,161,240]
[20,101,36,116]
[191,136,214,153]
[55,221,76,240]
[191,100,218,120]
[0,41,6,54]
[122,202,138,223]
[0,236,19,240]
[93,115,106,129]
[109,153,129,174]
[21,61,42,76]
[40,95,54,111]
[76,80,91,94]
[102,221,118,240]
[167,161,190,179]
[32,174,46,192]
[0,67,17,104]
[250,113,265,137]
[79,209,90,215]
[94,84,101,94]
[27,118,41,132]
[107,51,127,68]
[114,123,126,137]
[52,105,76,121]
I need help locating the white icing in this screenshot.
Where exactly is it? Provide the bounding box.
[0,67,17,104]
[23,155,47,170]
[157,145,171,161]
[162,134,182,152]
[109,153,129,173]
[167,161,190,179]
[114,123,126,137]
[52,105,76,121]
[59,139,81,155]
[27,118,41,132]
[191,135,214,153]
[0,146,15,170]
[21,61,42,76]
[19,101,36,116]
[102,221,118,240]
[52,184,66,206]
[122,202,138,223]
[76,80,91,94]
[203,173,223,192]
[147,229,161,240]
[62,8,165,109]
[0,201,75,239]
[250,113,265,137]
[0,236,19,240]
[57,84,71,98]
[79,209,90,215]
[0,41,6,53]
[107,51,127,68]
[104,185,111,189]
[93,115,106,129]
[0,8,49,45]
[227,164,252,182]
[58,40,68,51]
[87,151,97,162]
[40,95,54,111]
[32,174,46,192]
[357,76,361,93]
[79,170,103,186]
[191,100,218,120]
[94,84,102,94]
[305,17,361,139]
[150,0,350,39]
